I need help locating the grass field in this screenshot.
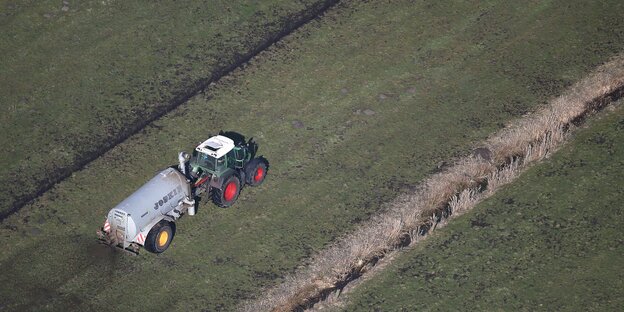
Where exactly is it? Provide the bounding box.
[0,0,335,218]
[1,0,623,310]
[342,103,624,311]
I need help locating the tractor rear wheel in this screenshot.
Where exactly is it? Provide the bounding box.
[145,220,175,254]
[212,174,241,208]
[244,157,268,186]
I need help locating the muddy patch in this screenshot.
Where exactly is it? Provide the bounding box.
[1,0,342,222]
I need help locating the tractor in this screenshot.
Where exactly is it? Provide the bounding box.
[188,134,268,207]
[97,132,268,254]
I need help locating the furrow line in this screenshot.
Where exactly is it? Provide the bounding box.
[1,0,341,222]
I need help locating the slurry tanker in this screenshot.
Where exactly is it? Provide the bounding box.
[97,134,268,254]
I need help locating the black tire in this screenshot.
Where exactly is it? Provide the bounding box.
[244,157,268,187]
[212,174,241,208]
[144,220,175,254]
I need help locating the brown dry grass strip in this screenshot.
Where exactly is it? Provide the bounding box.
[240,54,624,312]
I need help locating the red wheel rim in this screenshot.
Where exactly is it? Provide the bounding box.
[224,181,237,201]
[254,167,265,183]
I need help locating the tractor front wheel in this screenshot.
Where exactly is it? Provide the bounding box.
[244,157,268,187]
[145,220,175,254]
[212,174,241,208]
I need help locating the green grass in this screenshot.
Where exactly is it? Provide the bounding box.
[1,0,624,310]
[0,0,332,216]
[343,103,624,311]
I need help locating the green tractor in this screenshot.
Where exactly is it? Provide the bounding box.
[184,134,268,207]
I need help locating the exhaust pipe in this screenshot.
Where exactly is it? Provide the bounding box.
[178,152,196,216]
[178,151,189,177]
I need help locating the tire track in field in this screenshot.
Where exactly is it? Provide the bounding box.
[0,0,341,222]
[241,54,624,311]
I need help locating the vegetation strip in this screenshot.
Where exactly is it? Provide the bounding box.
[340,101,624,310]
[0,0,340,222]
[242,55,624,311]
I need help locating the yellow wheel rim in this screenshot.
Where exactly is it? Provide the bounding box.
[157,230,169,247]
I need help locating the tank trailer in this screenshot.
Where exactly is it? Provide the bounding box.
[96,135,268,254]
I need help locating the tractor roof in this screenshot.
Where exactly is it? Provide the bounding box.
[195,135,235,158]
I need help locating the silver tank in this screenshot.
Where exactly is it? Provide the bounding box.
[105,167,190,247]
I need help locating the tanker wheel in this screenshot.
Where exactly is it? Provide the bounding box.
[145,220,175,254]
[244,157,268,187]
[212,174,241,208]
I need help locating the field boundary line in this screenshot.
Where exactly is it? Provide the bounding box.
[1,0,342,222]
[239,53,624,311]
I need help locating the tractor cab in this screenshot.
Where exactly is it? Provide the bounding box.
[189,135,250,178]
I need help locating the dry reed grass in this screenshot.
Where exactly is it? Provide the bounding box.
[240,54,624,312]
